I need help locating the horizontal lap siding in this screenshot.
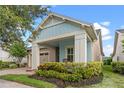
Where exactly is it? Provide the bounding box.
[36,22,82,41]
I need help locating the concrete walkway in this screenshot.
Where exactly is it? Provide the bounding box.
[0,67,35,76]
[0,79,33,88]
[0,68,35,88]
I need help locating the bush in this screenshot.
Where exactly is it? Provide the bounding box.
[0,60,2,69]
[38,62,66,73]
[9,64,18,69]
[38,62,102,74]
[103,57,112,65]
[36,62,103,82]
[112,62,124,74]
[36,70,82,82]
[1,62,10,68]
[0,60,18,69]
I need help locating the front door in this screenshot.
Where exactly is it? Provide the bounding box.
[40,52,49,64]
[66,47,74,62]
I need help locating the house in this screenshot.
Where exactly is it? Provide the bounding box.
[28,12,104,69]
[112,29,124,62]
[0,47,13,62]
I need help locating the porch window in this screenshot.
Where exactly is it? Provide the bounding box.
[66,47,74,62]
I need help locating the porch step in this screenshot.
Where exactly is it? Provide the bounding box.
[26,68,36,72]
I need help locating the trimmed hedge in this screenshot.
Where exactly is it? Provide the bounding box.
[112,62,124,74]
[36,70,82,82]
[9,64,18,68]
[36,62,103,82]
[0,60,17,69]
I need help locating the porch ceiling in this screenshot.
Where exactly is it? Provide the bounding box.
[38,36,74,47]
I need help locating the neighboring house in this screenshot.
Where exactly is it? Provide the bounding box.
[28,12,104,69]
[0,46,27,63]
[112,29,124,62]
[0,47,13,62]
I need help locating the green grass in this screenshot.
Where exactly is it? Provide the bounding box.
[84,65,124,88]
[0,74,57,88]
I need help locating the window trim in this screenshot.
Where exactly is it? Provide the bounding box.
[65,45,74,61]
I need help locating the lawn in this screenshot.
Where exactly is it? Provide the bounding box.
[0,65,124,88]
[84,65,124,88]
[0,74,57,88]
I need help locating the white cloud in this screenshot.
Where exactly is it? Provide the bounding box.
[94,22,113,56]
[93,22,112,41]
[100,21,111,27]
[93,23,109,36]
[120,25,124,29]
[103,45,113,57]
[102,35,112,40]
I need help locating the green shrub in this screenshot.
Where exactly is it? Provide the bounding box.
[1,62,10,68]
[0,60,2,69]
[103,57,112,65]
[9,64,18,69]
[36,62,103,82]
[38,62,67,73]
[0,61,18,69]
[119,66,124,74]
[36,70,82,82]
[38,62,102,74]
[112,62,124,74]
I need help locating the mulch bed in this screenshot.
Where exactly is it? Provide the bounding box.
[29,74,103,88]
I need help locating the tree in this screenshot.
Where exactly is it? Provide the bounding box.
[0,6,50,50]
[9,41,27,66]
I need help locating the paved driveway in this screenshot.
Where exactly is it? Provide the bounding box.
[0,79,33,88]
[0,67,35,76]
[0,68,35,88]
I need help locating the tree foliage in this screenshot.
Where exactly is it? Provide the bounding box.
[9,41,27,63]
[0,5,49,50]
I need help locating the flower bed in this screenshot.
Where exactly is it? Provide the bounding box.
[31,62,103,87]
[112,62,124,74]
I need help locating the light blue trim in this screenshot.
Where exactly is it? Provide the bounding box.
[87,41,92,62]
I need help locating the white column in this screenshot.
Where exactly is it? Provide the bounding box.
[32,43,40,69]
[28,54,31,68]
[27,55,30,67]
[75,33,87,63]
[91,42,94,61]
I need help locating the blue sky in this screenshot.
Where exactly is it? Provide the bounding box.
[32,5,124,56]
[48,5,124,56]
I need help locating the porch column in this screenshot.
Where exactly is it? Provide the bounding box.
[74,33,87,63]
[91,42,94,61]
[27,54,30,67]
[28,54,32,68]
[32,43,40,69]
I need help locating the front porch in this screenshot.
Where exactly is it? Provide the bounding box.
[30,33,93,69]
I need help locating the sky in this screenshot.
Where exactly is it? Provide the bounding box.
[47,5,124,57]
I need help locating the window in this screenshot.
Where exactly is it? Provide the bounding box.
[66,47,74,62]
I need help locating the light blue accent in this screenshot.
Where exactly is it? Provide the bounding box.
[35,22,83,41]
[59,38,74,62]
[87,41,92,62]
